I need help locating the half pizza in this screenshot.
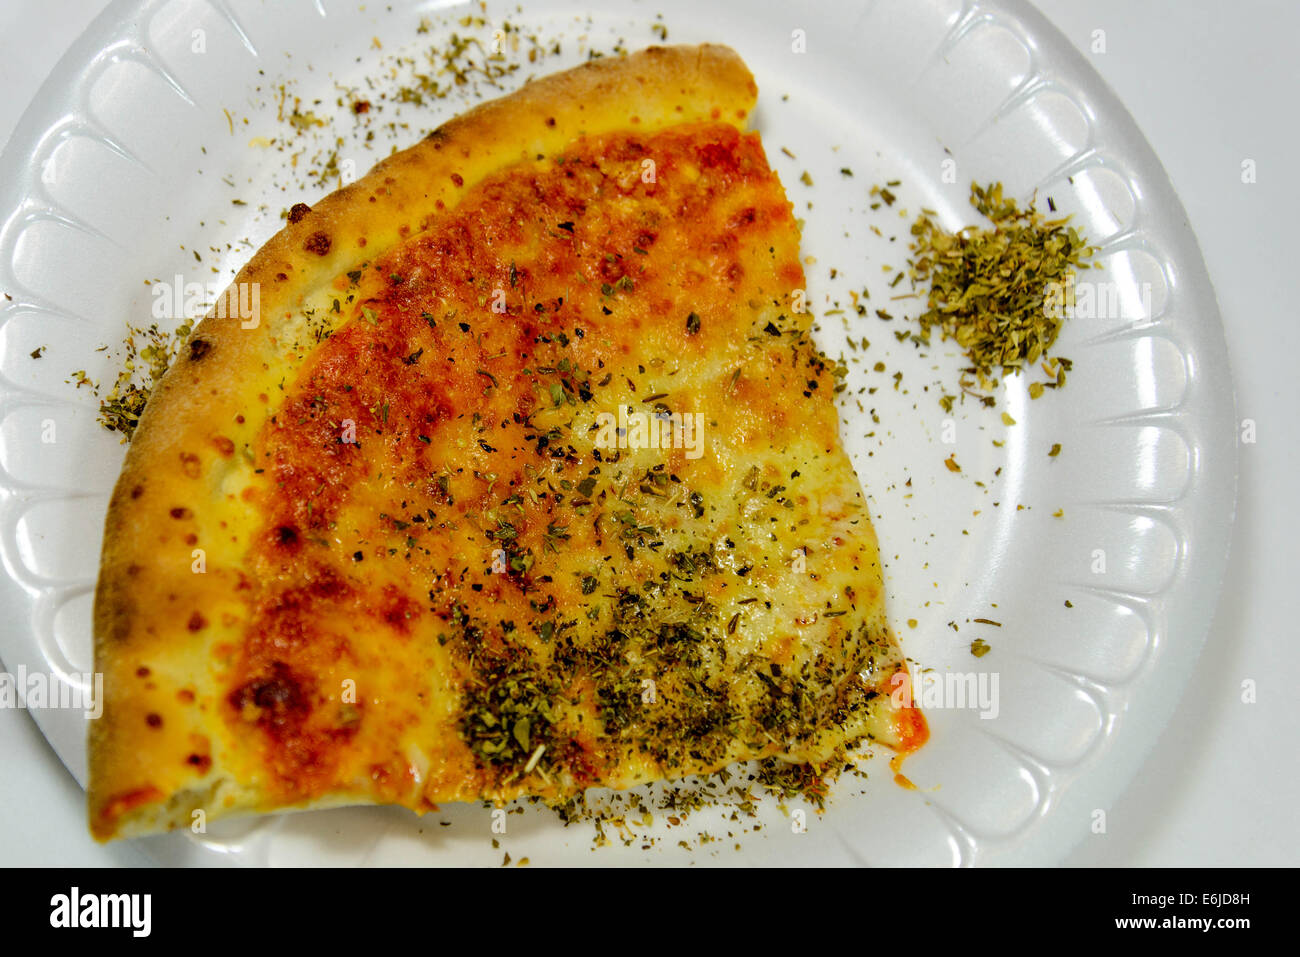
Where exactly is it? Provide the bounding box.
[88,43,925,840]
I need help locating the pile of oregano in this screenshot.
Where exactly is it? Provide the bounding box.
[905,182,1096,409]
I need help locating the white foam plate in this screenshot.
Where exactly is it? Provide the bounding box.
[0,0,1236,865]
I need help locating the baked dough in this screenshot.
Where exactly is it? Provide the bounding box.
[88,44,924,841]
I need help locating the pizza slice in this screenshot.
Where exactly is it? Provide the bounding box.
[88,44,925,841]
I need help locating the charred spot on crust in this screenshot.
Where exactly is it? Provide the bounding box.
[169,507,193,520]
[188,338,212,361]
[211,436,235,457]
[130,484,144,499]
[145,713,162,728]
[450,172,464,187]
[186,753,212,773]
[274,524,301,549]
[303,231,332,256]
[187,611,208,632]
[288,202,312,224]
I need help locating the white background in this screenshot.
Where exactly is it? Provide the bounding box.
[0,0,1295,867]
